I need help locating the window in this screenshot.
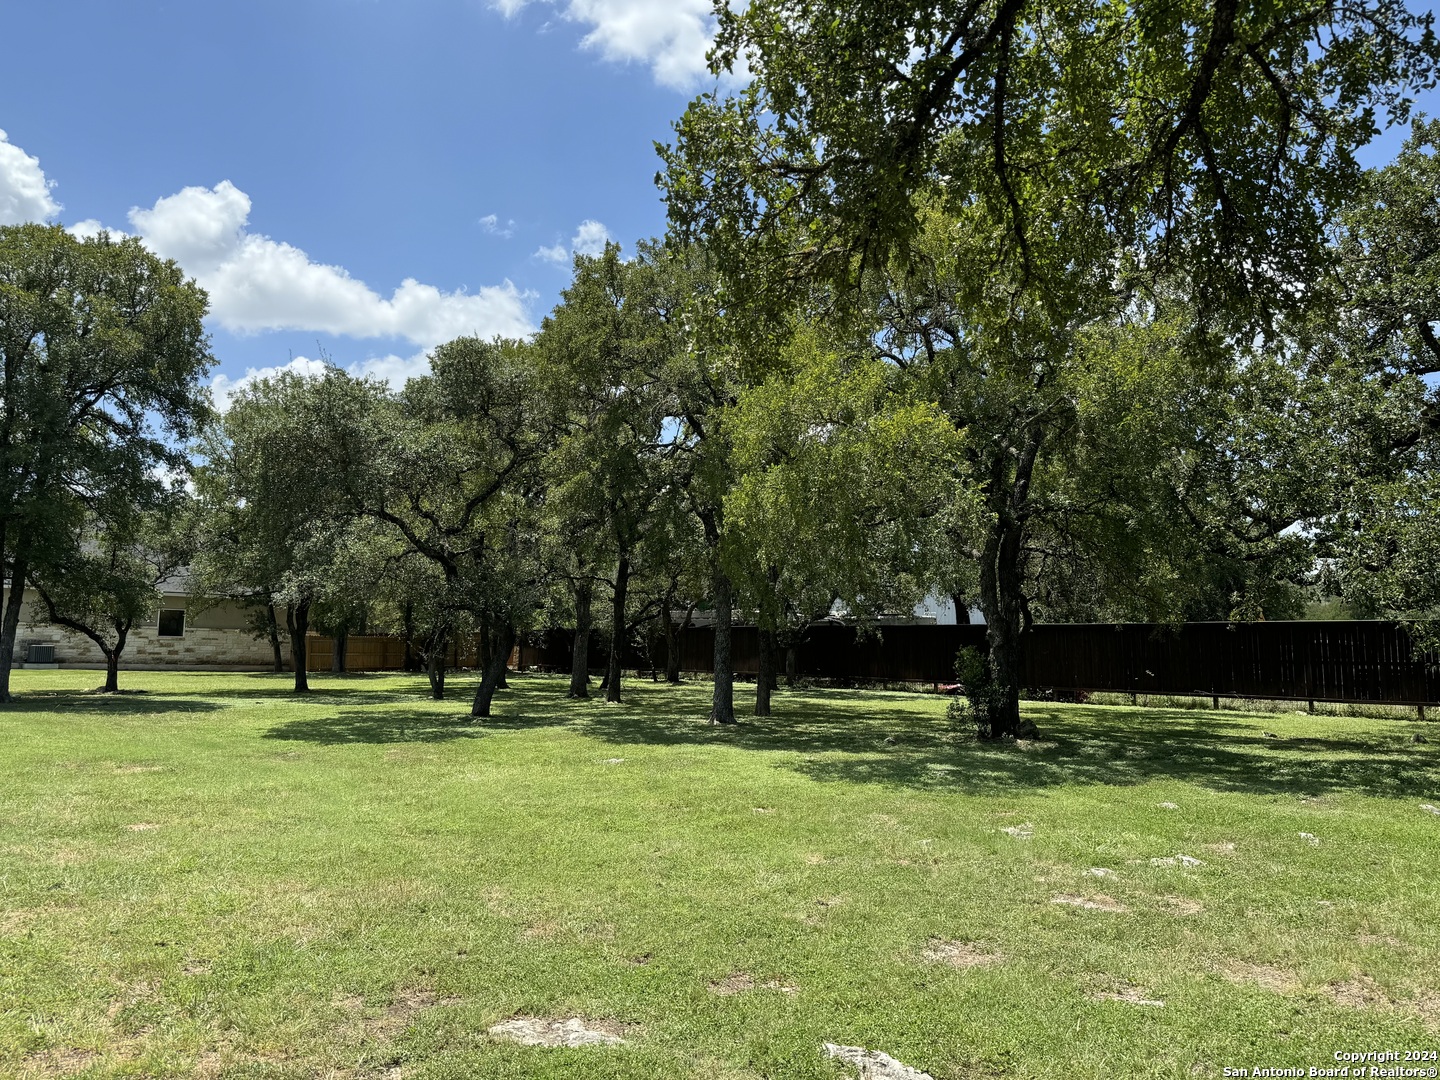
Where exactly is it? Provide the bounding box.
[157,609,185,638]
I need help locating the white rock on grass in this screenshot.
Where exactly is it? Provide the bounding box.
[1150,854,1204,867]
[1298,832,1320,845]
[1085,867,1114,878]
[1000,823,1034,839]
[1158,802,1179,809]
[1419,804,1440,816]
[488,1017,628,1048]
[823,1043,935,1080]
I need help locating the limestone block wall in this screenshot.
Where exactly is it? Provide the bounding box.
[14,622,276,670]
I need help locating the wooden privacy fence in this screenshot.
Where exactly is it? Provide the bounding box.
[305,634,501,672]
[525,621,1440,707]
[308,621,1440,707]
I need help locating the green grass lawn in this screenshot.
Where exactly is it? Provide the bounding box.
[1,670,1437,1079]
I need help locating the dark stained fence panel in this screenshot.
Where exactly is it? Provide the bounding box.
[312,621,1440,705]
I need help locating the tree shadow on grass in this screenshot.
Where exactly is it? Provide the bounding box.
[264,708,486,745]
[262,705,575,745]
[0,692,224,716]
[578,694,1440,801]
[189,672,441,707]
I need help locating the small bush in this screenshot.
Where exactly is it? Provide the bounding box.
[946,646,1007,738]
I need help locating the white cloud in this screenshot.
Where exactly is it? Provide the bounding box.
[0,129,61,224]
[571,218,611,256]
[209,351,435,412]
[492,0,728,89]
[127,181,534,348]
[209,356,332,412]
[534,218,611,266]
[479,213,515,238]
[67,219,129,242]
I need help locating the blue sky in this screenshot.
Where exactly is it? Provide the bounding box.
[0,0,724,398]
[1,0,1435,404]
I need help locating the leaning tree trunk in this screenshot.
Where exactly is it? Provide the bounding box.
[286,600,311,694]
[472,621,516,718]
[710,568,736,724]
[265,603,284,673]
[755,626,777,716]
[0,548,29,703]
[569,581,592,698]
[606,556,630,704]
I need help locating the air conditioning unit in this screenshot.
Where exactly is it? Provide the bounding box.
[25,643,56,664]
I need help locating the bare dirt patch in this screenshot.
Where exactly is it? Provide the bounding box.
[123,823,161,832]
[113,765,166,775]
[1051,894,1128,913]
[487,1016,632,1048]
[823,1042,934,1080]
[1216,960,1300,994]
[22,1048,101,1075]
[1087,980,1165,1007]
[336,988,460,1042]
[0,909,39,935]
[708,972,799,996]
[999,823,1034,839]
[804,852,826,865]
[1149,854,1204,867]
[1325,975,1393,1010]
[1202,842,1237,856]
[1159,895,1204,916]
[920,939,1004,969]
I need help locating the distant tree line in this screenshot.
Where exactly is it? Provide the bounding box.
[3,0,1438,737]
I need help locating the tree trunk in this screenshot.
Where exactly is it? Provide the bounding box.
[0,548,29,703]
[755,626,776,716]
[478,617,492,674]
[427,647,447,700]
[103,650,120,692]
[663,600,694,684]
[606,556,630,704]
[785,645,797,687]
[494,624,509,690]
[952,595,972,625]
[710,567,736,724]
[402,602,418,671]
[973,430,1041,739]
[472,620,515,718]
[286,601,311,694]
[331,628,348,673]
[265,604,284,673]
[570,581,592,698]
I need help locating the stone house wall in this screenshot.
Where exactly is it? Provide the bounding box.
[5,588,277,670]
